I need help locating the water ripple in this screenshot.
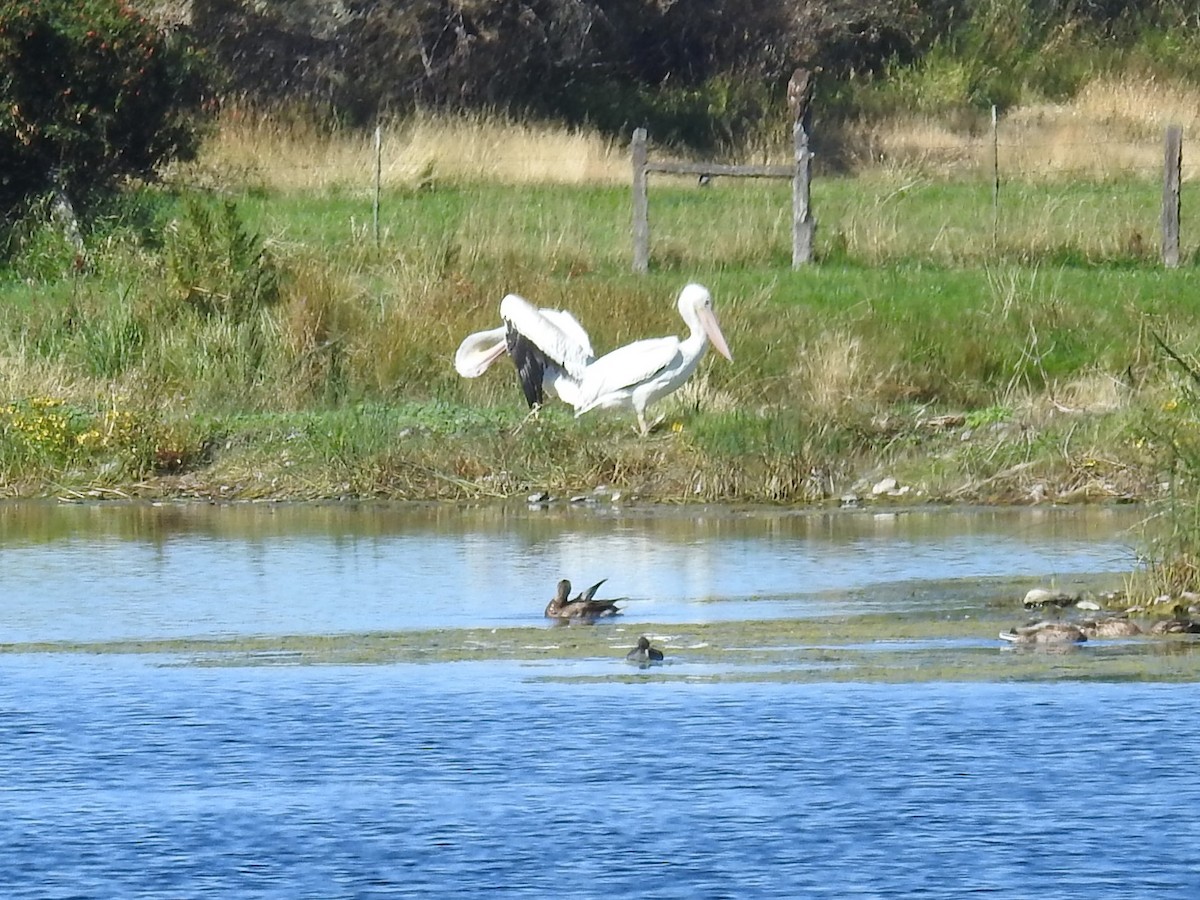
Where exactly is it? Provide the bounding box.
[0,657,1196,898]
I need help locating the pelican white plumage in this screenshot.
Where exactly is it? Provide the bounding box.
[573,283,732,435]
[454,294,594,408]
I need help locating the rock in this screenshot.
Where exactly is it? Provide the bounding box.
[840,493,860,508]
[872,477,898,496]
[1023,588,1079,609]
[1075,598,1101,611]
[527,491,550,504]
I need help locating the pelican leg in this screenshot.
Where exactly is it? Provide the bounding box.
[635,407,664,436]
[635,408,650,436]
[510,402,543,436]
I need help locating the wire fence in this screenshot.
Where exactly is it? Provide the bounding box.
[204,113,1196,269]
[628,114,1193,269]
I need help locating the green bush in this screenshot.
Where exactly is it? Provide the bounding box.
[164,197,279,320]
[0,0,211,217]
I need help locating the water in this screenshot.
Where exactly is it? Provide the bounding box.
[0,501,1141,642]
[2,501,1191,897]
[0,655,1196,898]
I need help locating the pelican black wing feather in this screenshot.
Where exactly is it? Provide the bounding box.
[505,323,547,408]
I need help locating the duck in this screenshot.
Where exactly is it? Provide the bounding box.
[625,636,665,667]
[1150,617,1200,635]
[544,578,622,621]
[999,621,1087,644]
[1078,617,1142,639]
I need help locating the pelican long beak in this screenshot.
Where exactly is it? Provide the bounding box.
[699,307,733,361]
[454,327,509,377]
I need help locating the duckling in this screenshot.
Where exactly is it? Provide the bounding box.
[625,636,664,667]
[1078,617,1142,639]
[544,578,621,621]
[999,621,1087,644]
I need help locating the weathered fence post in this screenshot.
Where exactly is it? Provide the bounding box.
[788,68,815,266]
[1163,124,1182,269]
[631,127,650,274]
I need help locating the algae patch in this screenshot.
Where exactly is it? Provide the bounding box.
[5,602,1200,683]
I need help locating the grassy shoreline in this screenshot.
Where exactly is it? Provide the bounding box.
[4,108,1200,596]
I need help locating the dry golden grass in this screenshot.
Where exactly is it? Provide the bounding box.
[196,107,627,192]
[191,74,1200,195]
[786,331,897,418]
[0,356,81,403]
[858,75,1200,180]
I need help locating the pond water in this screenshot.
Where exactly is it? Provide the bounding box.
[3,500,1195,897]
[0,501,1142,642]
[1,656,1197,898]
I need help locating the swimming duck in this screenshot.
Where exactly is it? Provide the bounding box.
[544,578,622,621]
[625,636,664,667]
[1079,617,1142,639]
[1150,617,1200,635]
[999,621,1087,644]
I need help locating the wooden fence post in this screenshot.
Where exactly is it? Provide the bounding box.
[631,127,649,274]
[789,68,815,267]
[1163,124,1182,269]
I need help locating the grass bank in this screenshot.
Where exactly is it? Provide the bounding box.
[3,105,1200,597]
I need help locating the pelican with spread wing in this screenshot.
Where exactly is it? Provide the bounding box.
[573,283,733,434]
[454,293,594,408]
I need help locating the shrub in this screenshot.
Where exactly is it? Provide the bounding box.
[0,0,211,218]
[164,197,279,320]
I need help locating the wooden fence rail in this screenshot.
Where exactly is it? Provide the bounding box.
[631,68,816,273]
[629,91,1184,271]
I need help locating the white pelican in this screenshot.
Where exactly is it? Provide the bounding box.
[454,294,594,408]
[573,283,733,434]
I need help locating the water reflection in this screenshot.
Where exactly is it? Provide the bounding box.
[0,501,1143,643]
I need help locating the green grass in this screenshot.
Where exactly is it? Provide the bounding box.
[233,175,1188,272]
[0,175,1198,590]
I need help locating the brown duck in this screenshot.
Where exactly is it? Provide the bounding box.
[545,578,622,621]
[1150,617,1200,635]
[1079,617,1142,639]
[999,621,1087,645]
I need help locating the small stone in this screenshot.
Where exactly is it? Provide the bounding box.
[925,414,966,429]
[1075,598,1101,611]
[871,477,898,496]
[1023,588,1078,608]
